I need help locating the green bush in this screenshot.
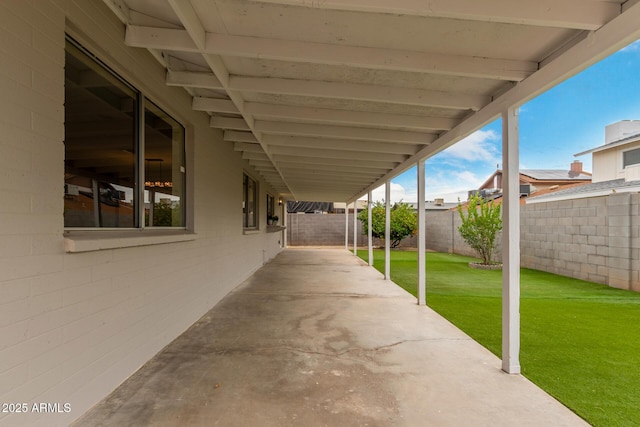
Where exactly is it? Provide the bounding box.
[358,201,417,248]
[457,194,502,264]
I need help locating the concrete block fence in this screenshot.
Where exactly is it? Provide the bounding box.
[288,192,640,292]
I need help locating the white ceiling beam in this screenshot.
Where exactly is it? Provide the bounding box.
[167,0,206,49]
[229,76,488,110]
[286,173,375,182]
[242,152,270,161]
[150,5,295,198]
[245,103,456,131]
[354,1,640,203]
[247,0,619,30]
[166,70,223,89]
[279,165,383,176]
[234,142,263,152]
[263,135,419,155]
[192,97,239,114]
[280,173,380,183]
[268,146,407,162]
[102,0,131,23]
[255,121,437,144]
[273,154,397,169]
[125,26,537,81]
[288,177,374,186]
[224,130,259,143]
[210,116,250,131]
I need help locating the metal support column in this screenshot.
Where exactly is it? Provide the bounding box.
[384,181,391,280]
[417,160,426,305]
[502,107,521,374]
[368,191,373,266]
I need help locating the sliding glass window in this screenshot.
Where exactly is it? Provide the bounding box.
[64,38,186,228]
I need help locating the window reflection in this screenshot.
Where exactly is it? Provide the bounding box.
[64,39,186,229]
[144,102,186,227]
[64,42,137,227]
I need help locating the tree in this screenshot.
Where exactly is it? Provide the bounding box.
[457,194,502,265]
[358,201,417,248]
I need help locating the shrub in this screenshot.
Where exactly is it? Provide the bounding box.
[358,201,417,248]
[457,194,502,264]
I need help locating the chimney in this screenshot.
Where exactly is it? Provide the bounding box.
[569,160,583,178]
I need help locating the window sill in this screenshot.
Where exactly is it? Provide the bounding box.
[64,229,196,253]
[266,225,286,233]
[243,229,260,235]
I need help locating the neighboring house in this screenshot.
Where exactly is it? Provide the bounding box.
[581,120,640,183]
[472,161,592,201]
[529,120,640,203]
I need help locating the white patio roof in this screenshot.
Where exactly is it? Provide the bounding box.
[105,0,640,203]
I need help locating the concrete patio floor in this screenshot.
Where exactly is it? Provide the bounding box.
[73,248,589,427]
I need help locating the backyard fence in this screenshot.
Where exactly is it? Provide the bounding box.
[287,192,640,292]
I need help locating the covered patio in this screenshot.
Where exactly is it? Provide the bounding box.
[73,248,587,427]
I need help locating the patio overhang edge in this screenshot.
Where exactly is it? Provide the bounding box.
[347,0,640,204]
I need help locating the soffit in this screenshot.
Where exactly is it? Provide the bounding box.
[104,0,638,202]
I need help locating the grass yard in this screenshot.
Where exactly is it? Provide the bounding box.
[358,249,640,427]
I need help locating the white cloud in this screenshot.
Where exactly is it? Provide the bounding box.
[359,169,488,204]
[425,170,485,203]
[361,182,415,203]
[441,129,500,163]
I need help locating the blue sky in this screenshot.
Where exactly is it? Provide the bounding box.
[368,38,640,203]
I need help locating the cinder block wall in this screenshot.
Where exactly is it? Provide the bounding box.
[0,2,282,426]
[287,213,365,246]
[425,194,640,292]
[286,197,640,292]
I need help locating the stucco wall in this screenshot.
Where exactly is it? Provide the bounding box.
[0,2,283,426]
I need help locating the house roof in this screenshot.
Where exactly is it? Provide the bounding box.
[104,0,640,203]
[575,131,640,157]
[479,168,591,189]
[526,178,640,203]
[520,169,592,181]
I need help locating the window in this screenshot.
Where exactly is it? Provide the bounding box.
[623,148,640,168]
[243,173,258,229]
[64,38,186,228]
[266,193,275,223]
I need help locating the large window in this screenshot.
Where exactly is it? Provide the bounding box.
[243,173,257,229]
[64,38,186,228]
[623,147,640,169]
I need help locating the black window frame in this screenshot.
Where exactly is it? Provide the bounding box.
[64,36,187,230]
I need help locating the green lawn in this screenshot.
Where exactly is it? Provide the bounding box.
[359,249,640,427]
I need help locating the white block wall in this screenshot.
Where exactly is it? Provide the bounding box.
[0,1,283,426]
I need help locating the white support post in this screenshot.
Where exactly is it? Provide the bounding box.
[282,200,287,248]
[502,107,521,374]
[368,191,373,266]
[417,160,426,305]
[345,202,349,251]
[353,201,358,255]
[384,181,391,280]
